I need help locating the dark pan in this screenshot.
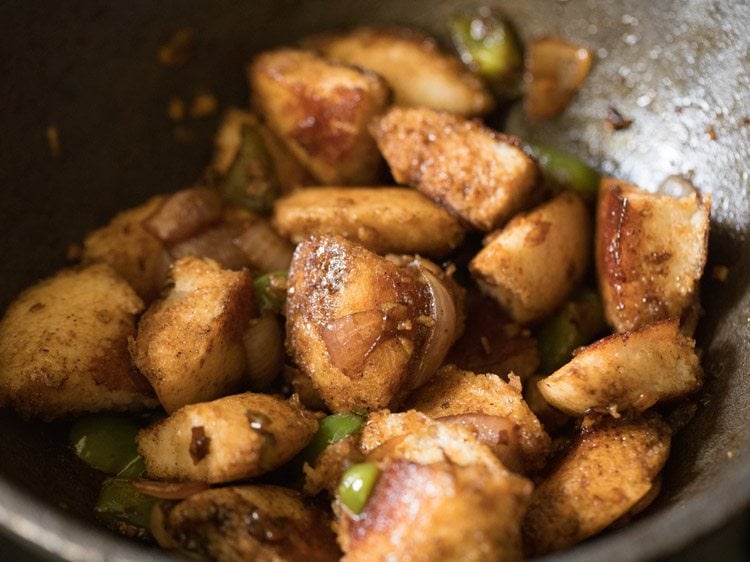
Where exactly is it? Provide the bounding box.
[0,1,748,560]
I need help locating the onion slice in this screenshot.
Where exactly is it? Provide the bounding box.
[323,309,385,378]
[524,37,592,121]
[132,479,209,500]
[244,310,284,389]
[438,413,524,472]
[411,265,459,389]
[169,223,251,270]
[234,220,294,273]
[143,187,223,243]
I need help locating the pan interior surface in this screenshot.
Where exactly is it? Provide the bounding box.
[0,1,747,561]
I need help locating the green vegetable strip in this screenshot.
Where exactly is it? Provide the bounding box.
[526,144,601,199]
[536,290,607,374]
[222,124,279,213]
[338,462,380,515]
[95,478,158,534]
[451,9,523,98]
[301,413,365,464]
[70,414,142,476]
[253,270,288,314]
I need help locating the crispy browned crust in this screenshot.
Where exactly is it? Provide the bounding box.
[137,393,317,483]
[305,26,493,117]
[82,196,171,303]
[163,485,341,562]
[522,414,671,555]
[249,49,390,185]
[469,192,591,324]
[338,459,531,562]
[407,365,551,474]
[272,187,465,257]
[131,257,253,413]
[539,319,703,416]
[0,264,157,419]
[596,177,710,332]
[371,107,538,231]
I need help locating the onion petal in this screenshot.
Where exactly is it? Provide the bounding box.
[323,309,385,377]
[234,221,294,273]
[169,223,250,270]
[132,479,209,500]
[411,266,459,388]
[244,310,284,389]
[524,37,592,121]
[143,187,223,244]
[438,413,524,472]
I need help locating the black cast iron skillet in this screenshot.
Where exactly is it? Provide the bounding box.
[0,0,748,560]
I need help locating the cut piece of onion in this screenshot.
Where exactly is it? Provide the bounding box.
[169,223,251,270]
[243,310,284,389]
[322,309,385,377]
[234,220,294,273]
[438,413,524,472]
[411,266,459,389]
[143,187,223,244]
[524,37,592,121]
[132,479,209,500]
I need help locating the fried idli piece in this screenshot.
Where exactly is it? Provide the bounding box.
[0,264,156,419]
[155,485,340,562]
[538,319,702,417]
[305,26,493,117]
[210,107,313,195]
[131,257,253,413]
[371,107,538,231]
[596,177,710,333]
[470,192,591,324]
[338,459,530,562]
[339,413,531,562]
[249,49,390,186]
[522,414,671,556]
[82,196,171,302]
[445,290,539,380]
[137,393,317,483]
[286,235,461,412]
[523,37,593,122]
[407,365,551,473]
[272,187,465,258]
